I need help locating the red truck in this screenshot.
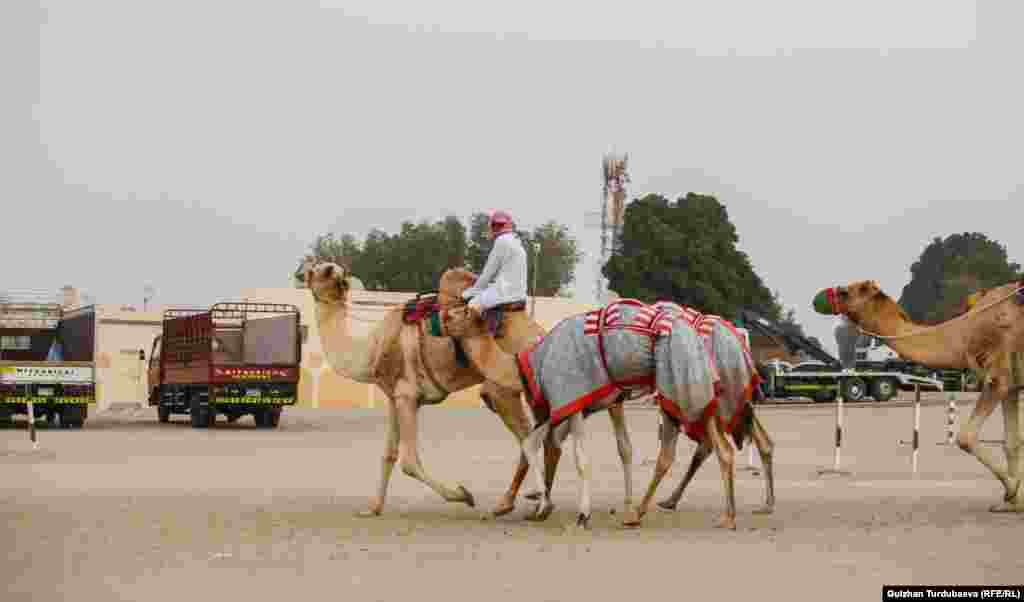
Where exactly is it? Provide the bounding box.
[148,302,302,428]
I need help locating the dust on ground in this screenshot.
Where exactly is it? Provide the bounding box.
[2,397,1021,602]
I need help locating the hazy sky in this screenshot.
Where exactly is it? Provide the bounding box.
[4,1,1021,354]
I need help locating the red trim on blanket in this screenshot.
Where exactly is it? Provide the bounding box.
[550,383,618,425]
[516,350,548,413]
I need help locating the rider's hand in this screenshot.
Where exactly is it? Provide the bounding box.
[461,289,474,302]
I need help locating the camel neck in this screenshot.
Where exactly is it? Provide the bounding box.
[313,300,377,383]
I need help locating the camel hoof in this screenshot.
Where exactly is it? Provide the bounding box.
[621,510,641,528]
[356,508,382,518]
[752,505,774,515]
[656,500,678,512]
[492,499,515,518]
[576,513,592,529]
[524,491,542,501]
[526,502,554,522]
[458,485,476,508]
[715,515,737,530]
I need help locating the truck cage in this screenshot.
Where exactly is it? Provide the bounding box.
[163,302,300,322]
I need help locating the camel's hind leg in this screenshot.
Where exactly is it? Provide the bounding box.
[523,421,556,521]
[750,412,775,514]
[484,387,534,517]
[707,415,737,530]
[392,385,476,508]
[957,380,1018,510]
[656,440,711,512]
[608,401,641,527]
[991,388,1023,511]
[638,411,680,519]
[358,401,401,517]
[569,413,594,529]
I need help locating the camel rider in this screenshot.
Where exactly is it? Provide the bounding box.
[461,210,528,320]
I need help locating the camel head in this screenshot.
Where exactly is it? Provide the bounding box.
[812,280,886,323]
[304,261,351,306]
[437,267,478,310]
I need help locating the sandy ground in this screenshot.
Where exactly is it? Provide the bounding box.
[2,395,1022,602]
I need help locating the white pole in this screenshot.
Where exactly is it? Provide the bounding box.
[27,400,38,449]
[833,392,843,471]
[912,385,921,474]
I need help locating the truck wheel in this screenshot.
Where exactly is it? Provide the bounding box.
[60,405,85,429]
[841,377,868,402]
[871,378,898,402]
[190,397,208,429]
[813,389,836,403]
[158,404,171,423]
[253,409,267,428]
[267,407,282,428]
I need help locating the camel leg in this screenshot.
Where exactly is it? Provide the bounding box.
[357,400,400,517]
[990,389,1023,512]
[393,388,475,508]
[569,413,593,529]
[749,413,776,514]
[486,389,534,517]
[608,402,640,527]
[656,440,711,512]
[707,415,737,530]
[523,421,556,521]
[638,411,680,519]
[956,381,1017,510]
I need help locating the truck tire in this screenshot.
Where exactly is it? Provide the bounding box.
[841,377,868,402]
[158,404,171,423]
[871,377,898,402]
[60,405,86,429]
[267,406,281,428]
[813,388,836,403]
[190,397,208,429]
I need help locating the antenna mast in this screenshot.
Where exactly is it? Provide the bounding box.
[598,152,629,304]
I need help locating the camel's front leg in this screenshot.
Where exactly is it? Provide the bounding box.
[707,415,737,530]
[657,440,711,512]
[569,413,593,529]
[607,402,640,527]
[638,411,679,520]
[393,387,475,508]
[485,387,534,517]
[357,401,400,517]
[749,412,776,514]
[957,381,1017,511]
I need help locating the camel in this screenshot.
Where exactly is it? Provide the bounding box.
[813,279,1024,512]
[444,298,771,530]
[304,260,554,518]
[644,302,776,519]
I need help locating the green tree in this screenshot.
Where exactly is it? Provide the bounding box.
[898,232,1022,323]
[466,212,492,274]
[521,221,583,297]
[603,192,784,323]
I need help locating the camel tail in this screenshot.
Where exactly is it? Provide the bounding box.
[731,403,755,451]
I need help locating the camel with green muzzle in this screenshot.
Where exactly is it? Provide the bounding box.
[813,279,1024,512]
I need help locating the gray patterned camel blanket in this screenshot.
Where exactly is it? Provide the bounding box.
[516,299,722,442]
[651,301,765,436]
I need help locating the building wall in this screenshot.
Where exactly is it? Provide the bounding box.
[81,291,601,410]
[92,307,163,409]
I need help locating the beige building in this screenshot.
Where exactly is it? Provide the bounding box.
[75,287,599,410]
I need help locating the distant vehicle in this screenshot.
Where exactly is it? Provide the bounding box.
[148,302,302,428]
[0,298,95,428]
[737,310,943,403]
